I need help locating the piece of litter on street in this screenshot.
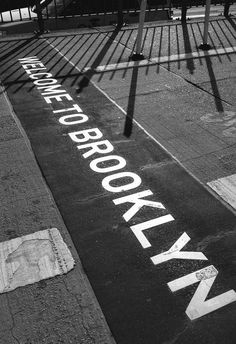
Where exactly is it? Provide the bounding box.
[0,228,75,293]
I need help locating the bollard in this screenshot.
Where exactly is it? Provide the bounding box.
[130,0,147,61]
[181,0,188,22]
[117,0,124,27]
[199,0,212,50]
[224,0,230,17]
[166,0,172,19]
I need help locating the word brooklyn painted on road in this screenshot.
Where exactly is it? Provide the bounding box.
[18,56,236,321]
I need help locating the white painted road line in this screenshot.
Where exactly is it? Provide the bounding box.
[207,174,236,210]
[130,214,174,248]
[151,232,207,265]
[0,228,74,293]
[168,265,236,320]
[83,46,236,73]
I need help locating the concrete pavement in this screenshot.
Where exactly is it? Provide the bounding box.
[0,14,236,344]
[0,83,115,342]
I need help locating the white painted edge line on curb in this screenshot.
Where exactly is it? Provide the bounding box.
[207,174,236,211]
[0,228,75,293]
[83,46,236,73]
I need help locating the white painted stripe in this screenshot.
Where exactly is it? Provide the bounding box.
[83,46,236,73]
[168,265,236,320]
[168,265,218,292]
[207,173,236,210]
[151,232,207,265]
[113,190,165,222]
[0,228,74,293]
[130,214,174,248]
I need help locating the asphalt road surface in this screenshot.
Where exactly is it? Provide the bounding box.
[0,37,236,344]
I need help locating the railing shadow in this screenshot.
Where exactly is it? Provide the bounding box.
[205,54,224,114]
[12,36,62,93]
[63,32,108,86]
[0,36,37,67]
[123,65,139,137]
[1,17,235,132]
[181,21,195,74]
[225,15,236,32]
[91,18,235,83]
[0,38,48,90]
[76,25,122,94]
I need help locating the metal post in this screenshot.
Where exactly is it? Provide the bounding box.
[199,0,212,50]
[181,0,187,22]
[117,0,124,27]
[224,0,230,17]
[166,0,172,20]
[130,0,147,61]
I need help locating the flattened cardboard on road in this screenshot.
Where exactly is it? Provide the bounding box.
[0,37,236,344]
[0,228,74,293]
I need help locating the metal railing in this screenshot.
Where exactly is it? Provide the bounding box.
[0,0,234,24]
[0,0,168,22]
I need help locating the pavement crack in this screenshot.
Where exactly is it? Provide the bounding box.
[159,64,233,107]
[6,295,21,344]
[162,323,190,344]
[140,160,175,170]
[81,316,97,344]
[196,229,236,251]
[181,78,233,106]
[72,192,109,203]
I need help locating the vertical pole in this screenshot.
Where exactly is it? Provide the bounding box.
[199,0,212,50]
[35,0,45,34]
[130,0,147,60]
[117,0,124,27]
[166,0,172,19]
[203,0,211,45]
[181,0,187,22]
[136,0,147,55]
[224,0,230,17]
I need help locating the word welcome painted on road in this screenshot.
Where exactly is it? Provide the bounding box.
[18,56,236,321]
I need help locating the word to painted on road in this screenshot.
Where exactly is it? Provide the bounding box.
[18,56,236,320]
[0,228,74,293]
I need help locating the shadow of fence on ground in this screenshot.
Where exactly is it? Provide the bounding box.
[0,16,235,134]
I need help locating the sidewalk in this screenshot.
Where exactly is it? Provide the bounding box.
[0,14,236,343]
